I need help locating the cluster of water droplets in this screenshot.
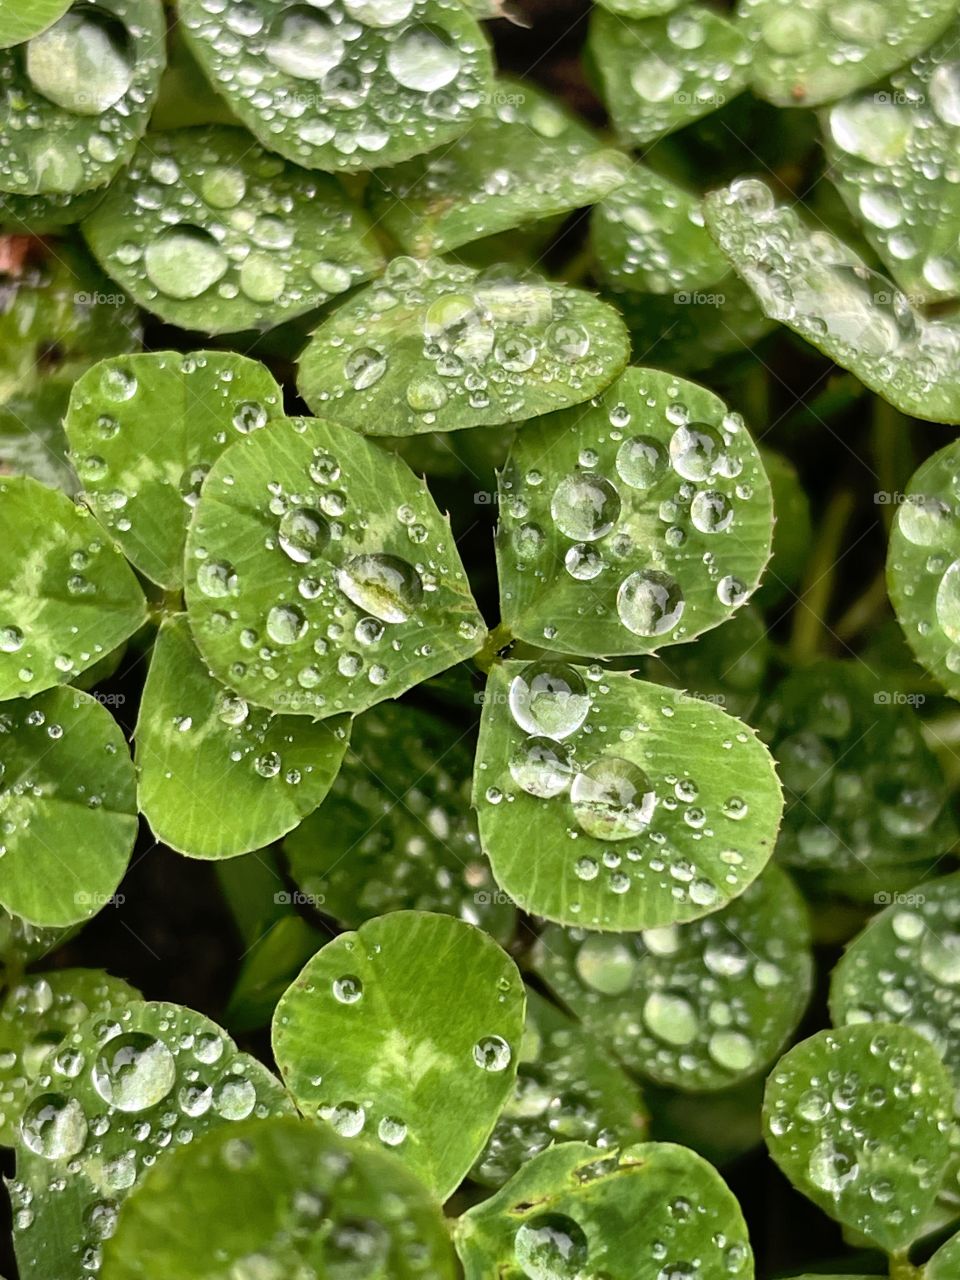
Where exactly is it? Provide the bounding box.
[0,2,164,195]
[189,421,483,714]
[705,178,960,417]
[11,1001,289,1273]
[179,0,490,170]
[761,664,950,873]
[832,873,960,1066]
[480,661,761,919]
[500,374,763,650]
[86,127,379,325]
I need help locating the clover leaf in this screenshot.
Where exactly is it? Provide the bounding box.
[887,438,960,698]
[65,352,284,589]
[590,6,749,148]
[738,0,955,107]
[475,661,783,930]
[11,999,294,1280]
[272,910,525,1200]
[0,686,138,927]
[830,871,960,1080]
[184,415,485,718]
[0,476,146,700]
[928,1233,960,1280]
[0,0,166,196]
[472,988,649,1188]
[758,661,956,878]
[284,700,514,941]
[641,603,770,720]
[596,0,684,14]
[704,178,960,423]
[297,256,630,436]
[534,864,812,1091]
[0,968,139,1146]
[101,1114,457,1280]
[455,1140,753,1279]
[0,0,71,49]
[136,616,350,858]
[178,0,494,173]
[763,1023,953,1252]
[83,127,384,334]
[368,79,629,256]
[496,367,773,656]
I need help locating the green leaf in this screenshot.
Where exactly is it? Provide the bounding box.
[472,988,649,1188]
[928,1232,960,1280]
[756,447,812,608]
[596,0,684,15]
[0,686,138,927]
[272,910,526,1200]
[0,0,166,196]
[455,1140,754,1279]
[225,915,325,1033]
[887,438,960,698]
[297,256,630,437]
[591,166,730,296]
[590,7,749,148]
[763,1024,953,1252]
[0,476,146,701]
[0,0,71,48]
[11,999,294,1280]
[0,968,139,1146]
[285,701,515,942]
[368,79,629,256]
[534,864,812,1091]
[0,911,70,976]
[474,661,783,930]
[178,0,494,174]
[703,178,960,424]
[100,1114,457,1280]
[184,415,484,718]
[758,661,956,876]
[65,352,284,590]
[738,0,956,107]
[136,616,350,858]
[830,871,960,1082]
[83,126,384,335]
[0,186,105,234]
[823,23,960,306]
[496,367,774,656]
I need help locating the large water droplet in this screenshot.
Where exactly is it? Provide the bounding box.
[145,228,228,300]
[265,6,345,79]
[509,737,574,798]
[336,554,423,624]
[617,569,685,637]
[575,934,638,995]
[571,756,656,840]
[514,1213,589,1280]
[21,1093,88,1160]
[473,1035,511,1071]
[279,507,329,564]
[643,992,698,1045]
[616,435,667,490]
[550,473,621,542]
[387,25,462,92]
[92,1033,176,1112]
[508,662,590,741]
[27,10,133,116]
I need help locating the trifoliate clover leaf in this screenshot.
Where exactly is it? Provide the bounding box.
[0,0,71,48]
[590,7,749,148]
[297,256,630,437]
[496,367,773,657]
[534,864,813,1091]
[737,0,956,107]
[823,23,960,306]
[272,910,525,1201]
[472,988,649,1188]
[179,0,494,174]
[83,127,384,335]
[184,416,485,718]
[367,79,629,256]
[591,166,730,296]
[65,352,284,590]
[474,662,783,931]
[0,968,139,1146]
[758,661,956,876]
[887,438,960,698]
[11,999,294,1280]
[284,701,514,943]
[763,1024,953,1252]
[455,1140,754,1280]
[0,0,166,196]
[136,616,350,859]
[0,476,146,700]
[100,1114,458,1280]
[703,178,960,423]
[0,686,138,927]
[830,871,960,1081]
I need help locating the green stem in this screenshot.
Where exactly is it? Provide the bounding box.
[833,567,890,642]
[889,1250,922,1280]
[474,622,515,675]
[789,489,856,665]
[872,396,905,535]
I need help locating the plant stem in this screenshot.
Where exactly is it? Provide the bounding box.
[789,489,855,665]
[474,622,515,675]
[871,396,906,535]
[833,567,890,642]
[888,1250,922,1280]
